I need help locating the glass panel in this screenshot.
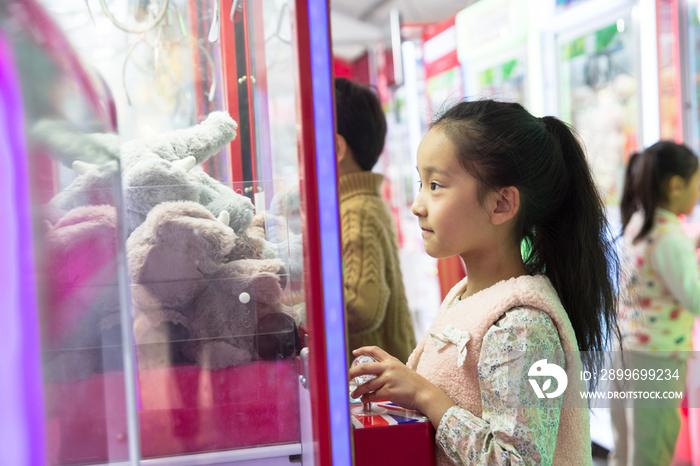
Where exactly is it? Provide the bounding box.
[126,180,301,457]
[686,1,700,154]
[4,2,131,463]
[557,13,639,206]
[23,0,304,462]
[246,0,306,326]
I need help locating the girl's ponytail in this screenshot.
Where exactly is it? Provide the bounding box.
[620,142,697,242]
[620,151,642,231]
[537,117,619,360]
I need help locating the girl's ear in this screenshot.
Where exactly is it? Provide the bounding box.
[667,174,685,198]
[490,186,520,226]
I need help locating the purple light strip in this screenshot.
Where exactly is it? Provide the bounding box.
[0,33,45,466]
[307,0,352,463]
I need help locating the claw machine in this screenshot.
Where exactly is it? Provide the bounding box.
[542,0,647,210]
[1,0,352,464]
[455,0,545,115]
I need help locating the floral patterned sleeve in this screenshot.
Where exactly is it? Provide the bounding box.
[435,308,564,466]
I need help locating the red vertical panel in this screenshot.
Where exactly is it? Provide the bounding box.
[220,0,243,182]
[291,0,333,464]
[352,52,370,85]
[437,256,466,302]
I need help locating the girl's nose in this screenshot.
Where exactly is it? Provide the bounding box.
[411,195,426,218]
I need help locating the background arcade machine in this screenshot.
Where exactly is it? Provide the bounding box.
[543,0,642,456]
[542,0,645,215]
[543,0,689,458]
[2,0,438,464]
[455,0,545,115]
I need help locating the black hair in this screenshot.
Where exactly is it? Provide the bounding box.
[620,141,698,242]
[334,77,387,171]
[431,100,619,372]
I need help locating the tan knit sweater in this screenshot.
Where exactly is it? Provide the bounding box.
[339,171,416,364]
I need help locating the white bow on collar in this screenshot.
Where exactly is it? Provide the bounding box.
[430,325,471,368]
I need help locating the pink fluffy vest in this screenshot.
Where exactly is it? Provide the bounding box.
[407,274,592,466]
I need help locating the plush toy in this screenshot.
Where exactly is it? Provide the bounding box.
[127,201,294,369]
[33,112,255,236]
[41,204,123,381]
[120,111,254,235]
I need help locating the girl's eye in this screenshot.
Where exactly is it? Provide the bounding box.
[417,180,422,189]
[430,182,440,191]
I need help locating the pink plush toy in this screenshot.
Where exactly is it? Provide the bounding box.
[127,201,294,369]
[42,204,123,381]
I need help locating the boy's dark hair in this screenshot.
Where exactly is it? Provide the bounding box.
[432,100,619,373]
[334,77,387,171]
[621,141,698,242]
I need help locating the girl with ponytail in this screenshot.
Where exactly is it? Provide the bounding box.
[349,100,618,465]
[612,142,700,466]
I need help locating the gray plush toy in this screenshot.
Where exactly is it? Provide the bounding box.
[127,201,291,369]
[119,111,254,235]
[33,112,255,236]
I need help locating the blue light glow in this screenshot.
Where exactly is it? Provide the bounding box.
[307,0,352,463]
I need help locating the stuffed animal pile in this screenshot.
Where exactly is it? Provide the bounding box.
[36,112,254,235]
[127,201,295,369]
[34,112,300,378]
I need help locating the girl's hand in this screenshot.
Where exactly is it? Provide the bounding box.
[348,346,455,422]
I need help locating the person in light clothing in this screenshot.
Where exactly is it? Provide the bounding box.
[611,141,700,466]
[350,100,619,465]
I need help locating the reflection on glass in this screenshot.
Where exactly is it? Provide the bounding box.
[558,16,639,205]
[248,0,306,325]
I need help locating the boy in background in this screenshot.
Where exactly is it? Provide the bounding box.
[335,77,416,364]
